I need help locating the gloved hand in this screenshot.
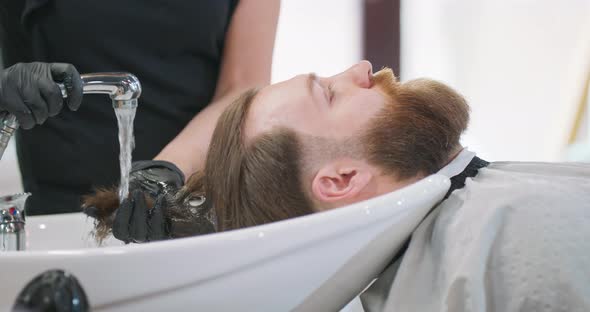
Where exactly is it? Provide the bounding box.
[88,160,185,243]
[0,62,83,129]
[84,160,215,243]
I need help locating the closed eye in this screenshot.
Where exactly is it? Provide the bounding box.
[327,83,335,102]
[311,74,334,106]
[314,77,331,103]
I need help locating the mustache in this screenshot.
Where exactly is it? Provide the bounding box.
[371,67,399,104]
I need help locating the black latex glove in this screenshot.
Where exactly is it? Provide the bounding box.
[83,166,216,244]
[0,62,83,129]
[112,160,185,243]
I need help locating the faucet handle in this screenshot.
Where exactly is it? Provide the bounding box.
[0,193,30,224]
[0,193,29,251]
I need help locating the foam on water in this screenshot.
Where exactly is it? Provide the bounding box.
[115,105,137,202]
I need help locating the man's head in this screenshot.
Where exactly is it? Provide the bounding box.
[205,61,469,231]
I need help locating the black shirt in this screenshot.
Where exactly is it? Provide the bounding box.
[2,0,238,215]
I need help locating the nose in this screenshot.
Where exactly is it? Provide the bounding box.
[346,60,373,88]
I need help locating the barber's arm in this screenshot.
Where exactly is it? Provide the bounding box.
[0,62,83,128]
[83,0,280,243]
[155,0,280,175]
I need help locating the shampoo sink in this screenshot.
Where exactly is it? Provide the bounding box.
[0,174,450,311]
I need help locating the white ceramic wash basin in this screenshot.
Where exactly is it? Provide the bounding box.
[24,212,124,251]
[0,174,450,311]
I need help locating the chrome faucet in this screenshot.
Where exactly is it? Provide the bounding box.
[0,193,29,251]
[78,72,142,109]
[0,72,142,160]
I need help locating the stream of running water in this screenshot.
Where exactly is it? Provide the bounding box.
[114,103,137,202]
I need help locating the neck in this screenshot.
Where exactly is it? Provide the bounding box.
[378,145,465,195]
[444,145,465,167]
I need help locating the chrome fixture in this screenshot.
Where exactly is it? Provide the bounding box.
[0,193,30,251]
[0,72,142,160]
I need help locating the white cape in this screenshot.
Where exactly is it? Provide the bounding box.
[361,150,590,312]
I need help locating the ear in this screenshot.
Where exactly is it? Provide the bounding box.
[311,159,374,206]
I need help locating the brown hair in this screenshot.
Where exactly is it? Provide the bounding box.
[203,90,314,231]
[363,77,470,179]
[187,74,470,232]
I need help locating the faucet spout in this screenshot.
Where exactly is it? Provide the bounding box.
[59,73,142,109]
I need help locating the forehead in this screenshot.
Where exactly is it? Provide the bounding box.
[243,74,309,140]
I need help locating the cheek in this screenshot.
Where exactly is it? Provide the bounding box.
[293,110,325,131]
[333,92,384,133]
[282,103,328,136]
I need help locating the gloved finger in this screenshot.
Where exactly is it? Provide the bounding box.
[0,84,36,129]
[38,76,64,117]
[11,110,36,130]
[22,85,49,124]
[112,193,136,243]
[148,196,167,241]
[50,63,83,111]
[129,190,149,243]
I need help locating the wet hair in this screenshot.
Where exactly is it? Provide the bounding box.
[83,171,210,243]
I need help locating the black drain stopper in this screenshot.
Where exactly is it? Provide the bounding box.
[12,269,90,312]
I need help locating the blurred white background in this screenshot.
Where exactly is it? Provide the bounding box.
[271,0,363,82]
[2,0,590,190]
[402,0,590,162]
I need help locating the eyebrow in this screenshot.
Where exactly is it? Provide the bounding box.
[307,73,317,98]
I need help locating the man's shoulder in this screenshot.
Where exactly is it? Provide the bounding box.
[462,160,590,202]
[414,162,590,311]
[434,161,590,248]
[488,160,590,176]
[368,161,590,312]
